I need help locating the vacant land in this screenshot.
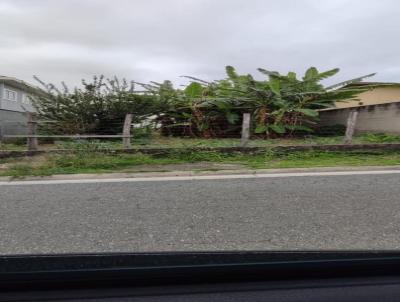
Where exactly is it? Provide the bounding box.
[2,133,400,177]
[2,133,400,151]
[1,149,400,177]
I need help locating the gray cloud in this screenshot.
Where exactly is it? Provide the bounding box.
[1,0,399,88]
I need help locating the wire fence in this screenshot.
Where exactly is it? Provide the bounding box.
[1,109,395,151]
[0,113,132,151]
[0,115,251,150]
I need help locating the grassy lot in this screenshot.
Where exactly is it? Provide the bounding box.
[1,149,400,177]
[2,133,400,151]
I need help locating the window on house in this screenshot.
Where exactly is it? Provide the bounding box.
[4,89,17,101]
[22,94,31,104]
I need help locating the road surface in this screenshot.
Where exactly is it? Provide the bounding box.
[1,171,400,254]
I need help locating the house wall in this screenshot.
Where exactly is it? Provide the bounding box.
[0,81,37,137]
[335,86,400,109]
[0,84,35,113]
[0,109,28,136]
[0,83,3,103]
[319,102,400,134]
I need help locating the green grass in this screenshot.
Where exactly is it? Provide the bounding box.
[2,133,400,151]
[128,135,348,148]
[1,149,400,177]
[0,153,184,177]
[258,151,400,169]
[0,137,343,150]
[357,133,400,143]
[0,143,27,151]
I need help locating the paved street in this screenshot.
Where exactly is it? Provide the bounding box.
[1,171,400,254]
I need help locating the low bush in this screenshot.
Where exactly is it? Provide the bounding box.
[359,133,400,143]
[2,149,400,177]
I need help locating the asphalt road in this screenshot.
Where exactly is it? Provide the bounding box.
[1,172,400,254]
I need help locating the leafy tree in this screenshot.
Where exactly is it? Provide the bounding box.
[209,66,375,136]
[136,66,375,138]
[32,75,157,134]
[135,80,221,137]
[31,67,377,139]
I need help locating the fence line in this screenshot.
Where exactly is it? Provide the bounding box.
[1,113,134,151]
[3,135,134,138]
[0,109,379,151]
[122,113,133,148]
[344,109,359,144]
[240,113,251,147]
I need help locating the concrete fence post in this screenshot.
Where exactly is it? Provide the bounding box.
[27,112,38,151]
[344,109,359,144]
[122,113,133,149]
[240,113,251,147]
[0,121,3,144]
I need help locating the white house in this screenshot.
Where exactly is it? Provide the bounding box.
[0,76,44,136]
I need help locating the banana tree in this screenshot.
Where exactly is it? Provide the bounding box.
[139,66,377,138]
[143,80,218,137]
[210,66,375,137]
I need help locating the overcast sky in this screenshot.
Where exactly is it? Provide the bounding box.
[1,0,399,88]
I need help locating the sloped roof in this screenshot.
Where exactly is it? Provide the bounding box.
[320,81,400,111]
[0,75,46,96]
[344,81,400,88]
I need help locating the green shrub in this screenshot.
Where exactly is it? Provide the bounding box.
[132,126,153,141]
[33,75,158,135]
[1,137,26,145]
[59,140,116,152]
[359,133,400,143]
